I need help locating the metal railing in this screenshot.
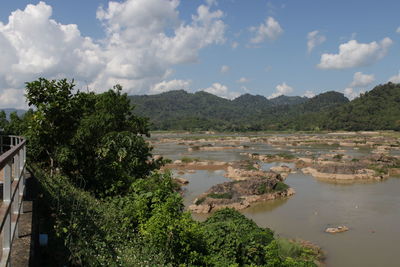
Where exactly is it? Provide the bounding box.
[0,136,26,267]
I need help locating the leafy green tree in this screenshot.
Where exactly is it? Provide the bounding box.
[26,78,161,196]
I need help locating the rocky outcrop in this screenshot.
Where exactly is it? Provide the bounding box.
[164,160,229,170]
[173,177,189,186]
[189,145,247,151]
[188,176,294,213]
[241,152,297,163]
[302,166,382,180]
[325,226,349,234]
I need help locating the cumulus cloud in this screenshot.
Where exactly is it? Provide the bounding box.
[203,82,240,99]
[0,0,226,107]
[220,65,230,73]
[350,72,375,87]
[250,17,283,44]
[318,38,392,69]
[307,30,326,53]
[343,87,363,100]
[150,79,191,94]
[268,82,293,99]
[237,77,249,83]
[302,90,315,98]
[388,71,400,83]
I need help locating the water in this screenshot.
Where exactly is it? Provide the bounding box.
[155,135,400,267]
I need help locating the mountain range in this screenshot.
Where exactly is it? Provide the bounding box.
[129,82,400,131]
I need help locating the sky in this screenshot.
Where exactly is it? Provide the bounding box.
[1,0,400,108]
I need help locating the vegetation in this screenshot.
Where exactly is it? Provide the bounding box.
[274,182,290,192]
[9,78,319,266]
[207,192,233,199]
[129,82,400,131]
[181,156,200,163]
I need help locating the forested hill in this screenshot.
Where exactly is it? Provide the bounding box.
[323,82,400,131]
[129,89,345,131]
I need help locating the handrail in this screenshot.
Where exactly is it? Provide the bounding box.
[0,135,26,267]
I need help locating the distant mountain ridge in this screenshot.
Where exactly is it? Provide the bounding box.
[129,89,349,131]
[129,83,400,131]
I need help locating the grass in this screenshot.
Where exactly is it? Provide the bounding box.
[195,197,206,205]
[244,160,258,171]
[257,183,271,195]
[368,164,389,175]
[181,156,200,163]
[207,192,233,199]
[275,238,321,262]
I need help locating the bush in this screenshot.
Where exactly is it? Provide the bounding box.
[274,182,289,192]
[202,209,274,266]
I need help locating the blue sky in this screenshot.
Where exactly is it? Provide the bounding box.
[0,0,399,108]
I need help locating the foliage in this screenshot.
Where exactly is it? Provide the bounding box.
[25,78,161,197]
[129,89,349,131]
[323,82,400,131]
[129,83,400,131]
[202,208,275,266]
[20,78,321,267]
[274,182,289,192]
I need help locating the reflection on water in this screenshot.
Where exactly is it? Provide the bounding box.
[156,136,400,267]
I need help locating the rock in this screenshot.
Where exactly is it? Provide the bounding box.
[325,226,349,233]
[174,177,189,185]
[270,165,292,173]
[188,204,212,213]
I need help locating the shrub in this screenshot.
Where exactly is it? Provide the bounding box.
[274,182,289,192]
[207,192,233,199]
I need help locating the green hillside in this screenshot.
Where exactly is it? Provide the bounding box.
[324,83,400,131]
[129,89,349,131]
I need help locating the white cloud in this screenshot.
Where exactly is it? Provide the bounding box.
[307,30,326,53]
[268,82,293,99]
[0,1,226,107]
[250,17,283,44]
[0,89,27,109]
[388,71,400,83]
[203,82,240,99]
[350,72,375,87]
[343,87,363,100]
[150,79,191,94]
[220,65,230,73]
[231,41,239,49]
[318,38,392,69]
[237,77,249,83]
[302,90,315,98]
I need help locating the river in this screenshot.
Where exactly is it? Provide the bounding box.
[152,133,400,267]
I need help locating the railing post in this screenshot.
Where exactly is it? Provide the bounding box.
[0,136,26,266]
[3,163,12,262]
[13,153,20,238]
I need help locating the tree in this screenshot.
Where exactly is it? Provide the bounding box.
[26,78,161,196]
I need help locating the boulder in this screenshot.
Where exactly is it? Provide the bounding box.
[325,226,349,233]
